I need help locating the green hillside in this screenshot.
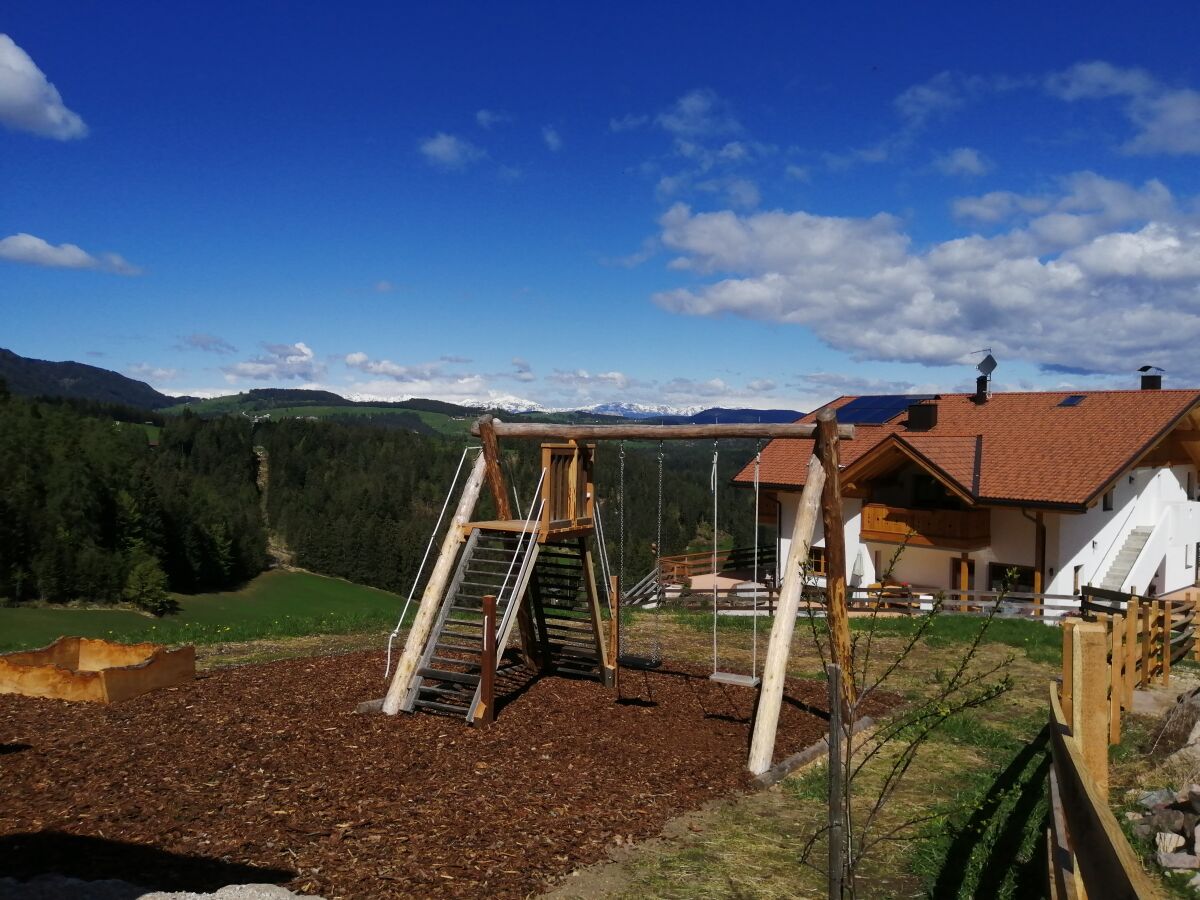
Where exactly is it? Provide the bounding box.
[0,570,404,652]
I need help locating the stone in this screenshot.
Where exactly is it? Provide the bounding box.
[1190,871,1200,890]
[1158,851,1200,869]
[1125,810,1144,821]
[1149,809,1187,834]
[1140,788,1178,809]
[1159,832,1187,854]
[1188,785,1200,814]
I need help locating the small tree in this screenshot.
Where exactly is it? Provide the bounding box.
[801,538,1017,897]
[123,554,173,616]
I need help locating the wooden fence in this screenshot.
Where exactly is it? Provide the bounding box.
[1047,594,1196,897]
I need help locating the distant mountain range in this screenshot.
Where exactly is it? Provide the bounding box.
[0,349,802,426]
[0,348,196,409]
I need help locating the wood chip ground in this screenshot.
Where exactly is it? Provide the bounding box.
[0,651,891,898]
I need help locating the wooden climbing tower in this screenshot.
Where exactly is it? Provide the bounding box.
[383,432,614,724]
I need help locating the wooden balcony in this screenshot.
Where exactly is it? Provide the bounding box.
[860,503,990,550]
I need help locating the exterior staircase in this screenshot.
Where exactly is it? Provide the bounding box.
[400,527,540,720]
[1100,526,1155,591]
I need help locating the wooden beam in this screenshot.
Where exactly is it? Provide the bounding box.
[959,553,970,612]
[817,409,855,711]
[1034,511,1046,619]
[477,414,541,671]
[748,455,827,776]
[382,452,486,715]
[470,419,855,441]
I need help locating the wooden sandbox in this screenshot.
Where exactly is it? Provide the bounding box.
[0,637,195,703]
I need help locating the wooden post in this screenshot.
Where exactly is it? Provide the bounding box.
[477,414,541,671]
[816,409,855,711]
[1033,511,1046,619]
[826,663,845,900]
[1163,599,1173,686]
[958,553,970,612]
[1125,598,1139,704]
[1061,620,1076,723]
[1072,621,1110,796]
[383,453,487,715]
[475,594,497,725]
[1140,597,1152,689]
[1108,614,1123,745]
[748,456,827,775]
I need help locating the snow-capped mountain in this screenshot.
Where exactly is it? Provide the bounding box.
[459,395,548,413]
[578,401,705,419]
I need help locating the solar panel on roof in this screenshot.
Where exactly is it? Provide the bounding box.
[1058,394,1086,407]
[834,395,933,424]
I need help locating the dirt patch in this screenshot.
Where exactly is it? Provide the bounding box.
[0,651,890,899]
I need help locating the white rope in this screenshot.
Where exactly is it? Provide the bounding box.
[711,442,719,675]
[495,468,547,605]
[384,445,481,678]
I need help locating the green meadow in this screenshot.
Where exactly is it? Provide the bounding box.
[0,570,408,652]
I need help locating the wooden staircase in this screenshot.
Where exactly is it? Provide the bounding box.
[533,542,606,681]
[401,527,540,720]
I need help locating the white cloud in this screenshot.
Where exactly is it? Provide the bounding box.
[656,88,741,137]
[374,280,395,293]
[952,190,1051,223]
[934,146,991,176]
[652,178,1200,378]
[419,132,486,169]
[511,357,535,383]
[223,342,324,382]
[1046,61,1200,156]
[610,113,649,132]
[127,363,179,382]
[548,369,633,392]
[0,232,140,275]
[475,109,510,129]
[0,34,87,140]
[746,378,777,393]
[1045,61,1156,101]
[344,351,469,383]
[178,333,236,354]
[785,164,811,182]
[542,124,562,151]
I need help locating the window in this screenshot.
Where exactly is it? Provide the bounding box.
[988,563,1036,593]
[807,547,827,576]
[1189,470,1196,501]
[1073,564,1083,593]
[1102,488,1114,511]
[1188,545,1194,569]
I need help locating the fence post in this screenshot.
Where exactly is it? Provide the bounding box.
[1072,621,1110,797]
[1108,613,1123,745]
[477,594,497,725]
[1061,620,1076,723]
[1139,597,1152,689]
[1164,599,1173,686]
[1124,600,1138,706]
[826,663,845,900]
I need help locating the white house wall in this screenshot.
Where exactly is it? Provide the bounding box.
[775,462,1200,598]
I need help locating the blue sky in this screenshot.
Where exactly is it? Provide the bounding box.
[3,2,1200,410]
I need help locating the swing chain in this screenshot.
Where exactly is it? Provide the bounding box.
[618,440,626,600]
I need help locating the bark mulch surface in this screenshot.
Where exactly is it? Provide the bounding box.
[0,651,892,898]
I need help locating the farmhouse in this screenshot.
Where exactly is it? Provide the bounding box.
[737,375,1200,602]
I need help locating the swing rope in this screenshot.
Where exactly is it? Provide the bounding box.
[651,440,664,663]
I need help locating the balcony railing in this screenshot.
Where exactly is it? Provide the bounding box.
[860,502,990,550]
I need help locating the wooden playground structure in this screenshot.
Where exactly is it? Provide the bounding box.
[380,412,857,776]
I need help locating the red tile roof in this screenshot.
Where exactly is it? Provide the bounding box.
[734,389,1200,508]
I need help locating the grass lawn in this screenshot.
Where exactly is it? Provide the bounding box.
[0,570,406,652]
[549,609,1057,899]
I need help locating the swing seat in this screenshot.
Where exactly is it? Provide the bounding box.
[709,671,760,688]
[619,654,662,670]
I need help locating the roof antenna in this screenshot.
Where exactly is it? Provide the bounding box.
[970,349,996,404]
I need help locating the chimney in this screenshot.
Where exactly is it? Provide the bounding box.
[1140,367,1163,390]
[907,401,937,431]
[973,374,990,404]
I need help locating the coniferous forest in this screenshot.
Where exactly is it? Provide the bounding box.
[0,380,758,609]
